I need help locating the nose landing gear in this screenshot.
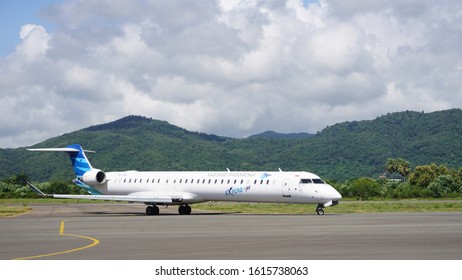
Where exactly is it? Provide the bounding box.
[316,204,325,215]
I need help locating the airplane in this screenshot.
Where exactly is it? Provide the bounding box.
[27,144,342,215]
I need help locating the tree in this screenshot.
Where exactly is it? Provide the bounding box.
[2,172,29,185]
[386,158,411,179]
[408,164,449,188]
[427,174,459,198]
[349,177,381,200]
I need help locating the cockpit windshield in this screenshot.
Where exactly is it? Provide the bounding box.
[312,178,325,184]
[300,179,312,184]
[300,178,325,184]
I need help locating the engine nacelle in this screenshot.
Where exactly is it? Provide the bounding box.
[81,169,107,185]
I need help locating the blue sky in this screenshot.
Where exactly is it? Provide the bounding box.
[0,0,61,57]
[0,0,461,148]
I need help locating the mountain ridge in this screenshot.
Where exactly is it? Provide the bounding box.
[2,108,462,181]
[247,130,315,139]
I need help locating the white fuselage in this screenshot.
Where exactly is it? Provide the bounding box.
[27,144,342,215]
[94,170,342,205]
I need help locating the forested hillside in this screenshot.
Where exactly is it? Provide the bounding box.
[2,109,462,182]
[247,131,314,139]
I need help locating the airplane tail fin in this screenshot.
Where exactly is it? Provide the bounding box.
[28,144,106,188]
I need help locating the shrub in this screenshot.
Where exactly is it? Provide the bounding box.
[349,177,381,200]
[427,174,460,198]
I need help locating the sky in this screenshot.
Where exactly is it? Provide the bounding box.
[1,0,462,148]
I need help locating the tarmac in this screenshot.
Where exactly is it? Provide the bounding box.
[1,203,462,260]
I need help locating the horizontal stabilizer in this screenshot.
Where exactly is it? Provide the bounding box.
[27,148,96,153]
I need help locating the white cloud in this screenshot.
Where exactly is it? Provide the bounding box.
[0,0,462,147]
[16,24,51,62]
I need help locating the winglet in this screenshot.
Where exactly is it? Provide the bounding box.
[24,180,50,197]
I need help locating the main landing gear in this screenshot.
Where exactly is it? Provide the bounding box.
[145,205,192,215]
[178,205,192,215]
[146,205,160,215]
[315,204,325,216]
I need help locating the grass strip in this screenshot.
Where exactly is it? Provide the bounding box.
[2,199,461,216]
[194,200,462,214]
[0,206,31,217]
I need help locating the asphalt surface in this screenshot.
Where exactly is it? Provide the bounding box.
[1,204,462,260]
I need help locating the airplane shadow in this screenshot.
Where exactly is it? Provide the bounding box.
[84,211,235,217]
[82,211,341,217]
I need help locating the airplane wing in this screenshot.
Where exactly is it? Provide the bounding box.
[25,181,188,204]
[52,194,175,204]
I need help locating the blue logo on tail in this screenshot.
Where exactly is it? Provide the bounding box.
[65,144,92,177]
[64,144,101,194]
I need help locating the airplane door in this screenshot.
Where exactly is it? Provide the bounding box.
[282,179,291,197]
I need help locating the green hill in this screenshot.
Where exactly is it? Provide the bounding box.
[247,131,315,139]
[2,109,462,182]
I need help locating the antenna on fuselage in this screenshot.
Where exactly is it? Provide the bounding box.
[227,168,231,172]
[278,168,283,172]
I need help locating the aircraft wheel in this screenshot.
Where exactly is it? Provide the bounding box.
[316,208,325,215]
[146,206,159,216]
[178,205,192,215]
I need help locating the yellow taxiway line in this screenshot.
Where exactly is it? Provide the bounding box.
[15,220,100,260]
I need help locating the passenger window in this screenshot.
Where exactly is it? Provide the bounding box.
[129,179,132,183]
[266,180,269,185]
[208,179,211,184]
[241,180,244,184]
[260,180,263,184]
[134,179,137,183]
[124,179,126,183]
[215,179,218,184]
[254,180,257,184]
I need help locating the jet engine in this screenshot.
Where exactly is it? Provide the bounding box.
[81,169,107,185]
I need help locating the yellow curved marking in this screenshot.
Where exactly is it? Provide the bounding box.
[1,208,32,218]
[15,220,100,260]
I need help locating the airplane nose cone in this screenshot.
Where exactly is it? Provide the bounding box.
[333,191,342,200]
[328,185,342,201]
